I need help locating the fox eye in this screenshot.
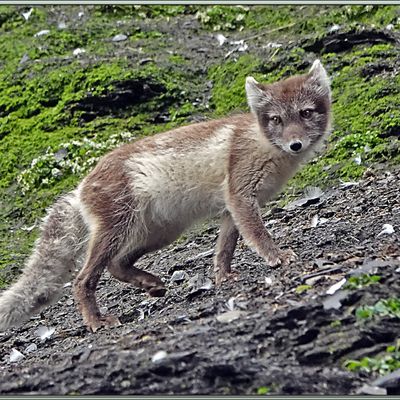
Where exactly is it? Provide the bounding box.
[300,109,313,119]
[270,115,282,125]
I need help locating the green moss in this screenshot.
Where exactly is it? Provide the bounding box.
[344,341,400,376]
[208,55,262,116]
[356,298,400,320]
[344,274,382,290]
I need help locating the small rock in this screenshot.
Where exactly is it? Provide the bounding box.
[359,384,386,395]
[369,367,400,393]
[151,350,167,363]
[112,34,128,42]
[322,290,349,310]
[9,348,25,363]
[216,310,245,323]
[170,270,188,283]
[188,274,213,291]
[19,53,30,64]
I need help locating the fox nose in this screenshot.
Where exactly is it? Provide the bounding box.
[289,141,303,152]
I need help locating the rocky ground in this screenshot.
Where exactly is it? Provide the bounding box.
[0,4,399,396]
[0,165,399,395]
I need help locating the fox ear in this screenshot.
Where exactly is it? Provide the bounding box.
[308,60,331,98]
[245,76,269,114]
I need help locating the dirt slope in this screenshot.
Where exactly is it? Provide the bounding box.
[0,166,399,395]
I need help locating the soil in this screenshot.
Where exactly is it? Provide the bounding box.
[0,6,399,396]
[0,165,399,395]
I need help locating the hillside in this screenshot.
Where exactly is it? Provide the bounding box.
[0,5,399,395]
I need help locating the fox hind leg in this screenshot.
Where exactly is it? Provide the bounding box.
[73,230,121,332]
[108,248,166,297]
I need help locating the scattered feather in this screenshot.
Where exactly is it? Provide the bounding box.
[34,29,50,37]
[21,223,37,232]
[25,343,37,353]
[35,325,55,341]
[78,11,84,18]
[22,8,33,21]
[377,224,394,237]
[326,278,347,295]
[265,42,282,48]
[9,348,25,363]
[328,24,341,33]
[151,350,167,363]
[138,308,146,321]
[265,276,273,285]
[286,186,323,209]
[58,21,67,29]
[310,215,319,228]
[226,297,236,311]
[63,282,72,288]
[73,48,86,56]
[216,33,227,46]
[354,154,362,165]
[339,179,359,188]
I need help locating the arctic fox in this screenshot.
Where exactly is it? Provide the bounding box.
[0,60,332,332]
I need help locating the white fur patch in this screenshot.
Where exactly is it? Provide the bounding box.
[126,125,234,227]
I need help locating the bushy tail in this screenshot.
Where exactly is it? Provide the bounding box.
[0,191,88,331]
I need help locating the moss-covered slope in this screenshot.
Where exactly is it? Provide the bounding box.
[0,5,399,285]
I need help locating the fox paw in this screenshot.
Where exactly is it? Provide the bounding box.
[86,314,122,333]
[265,248,297,267]
[147,285,167,297]
[215,270,240,286]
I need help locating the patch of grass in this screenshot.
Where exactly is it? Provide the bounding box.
[344,274,382,290]
[344,341,400,375]
[355,298,400,320]
[296,284,312,294]
[195,6,249,31]
[257,386,271,395]
[329,320,342,328]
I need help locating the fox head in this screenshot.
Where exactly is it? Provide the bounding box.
[245,60,332,155]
